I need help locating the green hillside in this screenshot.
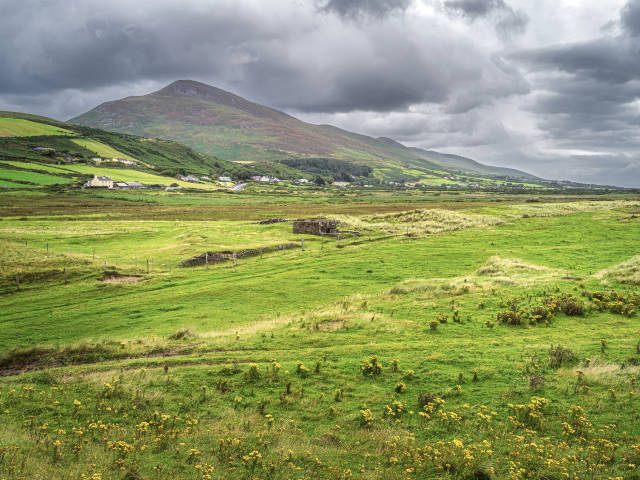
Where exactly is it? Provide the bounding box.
[0,117,74,137]
[0,111,298,188]
[70,80,536,183]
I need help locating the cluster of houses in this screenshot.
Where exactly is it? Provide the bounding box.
[83,176,169,190]
[92,157,139,166]
[177,174,231,184]
[250,175,281,183]
[249,176,311,185]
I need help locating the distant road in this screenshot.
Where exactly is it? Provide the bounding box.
[232,182,247,191]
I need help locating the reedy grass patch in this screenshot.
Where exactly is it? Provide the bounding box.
[595,254,640,285]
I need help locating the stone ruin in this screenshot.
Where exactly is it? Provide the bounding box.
[292,219,338,236]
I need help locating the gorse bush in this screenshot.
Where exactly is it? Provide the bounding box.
[587,290,639,316]
[296,361,310,378]
[361,356,383,377]
[497,293,587,326]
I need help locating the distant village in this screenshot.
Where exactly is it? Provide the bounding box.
[75,156,592,192]
[83,166,317,190]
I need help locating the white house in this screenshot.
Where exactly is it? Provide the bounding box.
[85,176,114,188]
[298,178,309,184]
[178,174,200,182]
[218,176,232,182]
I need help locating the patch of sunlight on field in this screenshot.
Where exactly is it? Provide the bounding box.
[62,165,216,190]
[1,161,77,175]
[0,117,74,137]
[71,138,137,161]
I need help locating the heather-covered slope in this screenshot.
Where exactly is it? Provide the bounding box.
[71,80,535,181]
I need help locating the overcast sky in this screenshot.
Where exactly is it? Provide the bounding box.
[1,0,640,186]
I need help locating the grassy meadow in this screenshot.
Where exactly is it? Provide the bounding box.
[0,118,74,137]
[70,139,138,162]
[0,190,639,480]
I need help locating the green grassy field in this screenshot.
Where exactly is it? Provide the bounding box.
[0,190,639,480]
[0,167,73,185]
[1,161,79,175]
[71,138,139,162]
[0,117,74,137]
[0,180,38,189]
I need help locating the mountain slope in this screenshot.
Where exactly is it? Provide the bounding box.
[71,80,534,181]
[0,111,273,179]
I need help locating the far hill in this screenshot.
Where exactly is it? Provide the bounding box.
[409,149,540,180]
[70,80,535,182]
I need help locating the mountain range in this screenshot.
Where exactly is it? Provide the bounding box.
[71,80,537,182]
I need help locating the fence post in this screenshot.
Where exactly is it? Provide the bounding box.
[169,261,172,273]
[16,274,19,290]
[301,239,304,251]
[104,260,106,271]
[46,242,49,253]
[233,252,237,266]
[260,248,263,259]
[92,248,95,261]
[64,267,67,284]
[205,253,208,269]
[115,255,117,267]
[25,240,27,247]
[147,258,149,274]
[321,236,324,249]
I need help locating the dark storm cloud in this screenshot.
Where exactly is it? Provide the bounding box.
[317,0,412,19]
[444,0,506,19]
[1,0,638,186]
[443,0,528,37]
[512,3,640,153]
[502,0,640,186]
[0,0,527,118]
[621,0,640,36]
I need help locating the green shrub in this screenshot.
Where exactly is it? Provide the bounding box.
[548,344,575,368]
[361,356,383,377]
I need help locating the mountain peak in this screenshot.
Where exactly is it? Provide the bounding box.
[154,79,242,103]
